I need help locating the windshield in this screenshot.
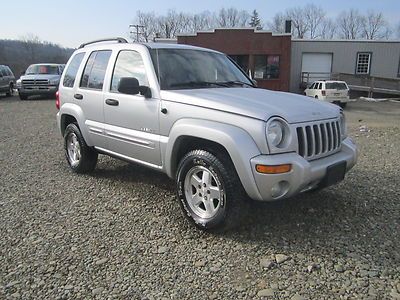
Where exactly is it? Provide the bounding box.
[151,49,253,90]
[26,65,60,75]
[326,82,348,90]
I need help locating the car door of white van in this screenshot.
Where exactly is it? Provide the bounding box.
[102,49,162,167]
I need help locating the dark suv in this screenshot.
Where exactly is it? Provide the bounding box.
[0,65,16,97]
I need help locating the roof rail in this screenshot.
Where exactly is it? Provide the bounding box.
[78,37,128,49]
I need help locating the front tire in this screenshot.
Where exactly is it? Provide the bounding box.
[5,84,13,97]
[64,123,98,173]
[176,149,248,231]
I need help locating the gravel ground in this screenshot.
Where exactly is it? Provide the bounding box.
[0,96,399,300]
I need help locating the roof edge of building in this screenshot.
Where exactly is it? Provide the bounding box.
[177,28,291,37]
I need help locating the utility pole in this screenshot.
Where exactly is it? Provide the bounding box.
[129,24,145,42]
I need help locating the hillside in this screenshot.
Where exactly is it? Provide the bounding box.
[0,39,74,78]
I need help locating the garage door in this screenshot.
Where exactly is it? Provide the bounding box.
[301,53,332,82]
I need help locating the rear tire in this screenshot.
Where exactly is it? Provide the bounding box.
[176,149,248,231]
[64,123,98,173]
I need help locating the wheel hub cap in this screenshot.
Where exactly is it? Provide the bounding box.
[66,133,81,166]
[184,166,222,219]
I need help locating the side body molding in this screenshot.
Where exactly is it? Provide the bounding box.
[163,119,263,200]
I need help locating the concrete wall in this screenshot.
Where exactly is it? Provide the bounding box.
[290,40,400,93]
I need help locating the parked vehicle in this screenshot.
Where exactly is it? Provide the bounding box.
[304,80,350,108]
[18,63,65,100]
[56,38,357,231]
[0,65,16,97]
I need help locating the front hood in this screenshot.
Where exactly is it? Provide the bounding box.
[161,88,340,123]
[20,74,60,81]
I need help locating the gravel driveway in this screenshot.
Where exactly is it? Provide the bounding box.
[0,96,399,299]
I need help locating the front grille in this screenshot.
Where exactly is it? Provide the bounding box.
[22,79,49,85]
[296,119,341,160]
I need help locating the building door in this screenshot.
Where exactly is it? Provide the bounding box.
[301,53,332,84]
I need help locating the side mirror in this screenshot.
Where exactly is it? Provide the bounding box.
[118,77,152,98]
[0,73,3,78]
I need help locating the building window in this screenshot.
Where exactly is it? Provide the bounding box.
[254,55,280,79]
[356,53,371,75]
[229,55,249,74]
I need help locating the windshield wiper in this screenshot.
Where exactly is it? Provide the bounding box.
[219,81,255,88]
[169,81,230,88]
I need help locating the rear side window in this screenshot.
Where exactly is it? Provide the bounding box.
[80,50,112,90]
[326,82,348,90]
[63,53,85,88]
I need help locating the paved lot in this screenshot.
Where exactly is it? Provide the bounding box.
[0,95,399,299]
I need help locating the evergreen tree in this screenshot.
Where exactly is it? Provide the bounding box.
[249,9,262,30]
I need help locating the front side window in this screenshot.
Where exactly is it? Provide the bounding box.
[151,49,252,90]
[63,53,85,88]
[0,67,7,76]
[111,50,149,92]
[254,55,280,79]
[80,50,112,90]
[356,53,371,75]
[229,55,249,74]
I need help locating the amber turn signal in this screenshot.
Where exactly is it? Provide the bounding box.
[256,164,292,174]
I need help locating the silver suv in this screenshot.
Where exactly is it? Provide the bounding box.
[18,63,64,100]
[56,38,357,231]
[0,65,15,97]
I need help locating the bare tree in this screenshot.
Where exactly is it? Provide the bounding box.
[361,11,391,40]
[216,7,249,28]
[397,23,400,38]
[19,33,42,61]
[188,11,215,32]
[304,4,325,39]
[266,12,286,34]
[337,9,364,39]
[134,11,158,42]
[285,7,309,38]
[319,18,337,39]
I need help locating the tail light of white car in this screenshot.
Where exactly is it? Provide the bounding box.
[55,91,60,110]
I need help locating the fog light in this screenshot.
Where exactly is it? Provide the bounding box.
[271,181,289,199]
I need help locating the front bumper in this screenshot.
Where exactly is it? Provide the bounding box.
[250,137,357,201]
[18,85,58,95]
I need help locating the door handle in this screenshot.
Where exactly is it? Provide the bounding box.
[74,93,83,100]
[105,99,119,106]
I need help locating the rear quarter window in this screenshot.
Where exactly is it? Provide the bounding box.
[63,53,85,88]
[326,82,348,90]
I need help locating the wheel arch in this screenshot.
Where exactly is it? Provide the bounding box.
[164,119,262,200]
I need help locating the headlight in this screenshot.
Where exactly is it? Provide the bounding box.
[266,118,290,148]
[49,78,60,85]
[16,79,21,88]
[339,113,347,139]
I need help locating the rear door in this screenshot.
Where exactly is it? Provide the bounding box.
[75,50,112,148]
[103,48,161,167]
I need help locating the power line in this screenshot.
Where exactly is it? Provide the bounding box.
[129,24,145,41]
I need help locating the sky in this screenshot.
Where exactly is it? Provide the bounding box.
[1,0,399,48]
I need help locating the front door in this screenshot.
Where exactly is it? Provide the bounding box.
[103,49,161,167]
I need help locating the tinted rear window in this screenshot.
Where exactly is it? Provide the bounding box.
[63,53,85,88]
[80,50,111,90]
[326,82,347,90]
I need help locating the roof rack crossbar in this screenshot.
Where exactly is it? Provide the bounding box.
[78,37,128,49]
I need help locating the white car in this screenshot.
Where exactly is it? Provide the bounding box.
[304,80,350,108]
